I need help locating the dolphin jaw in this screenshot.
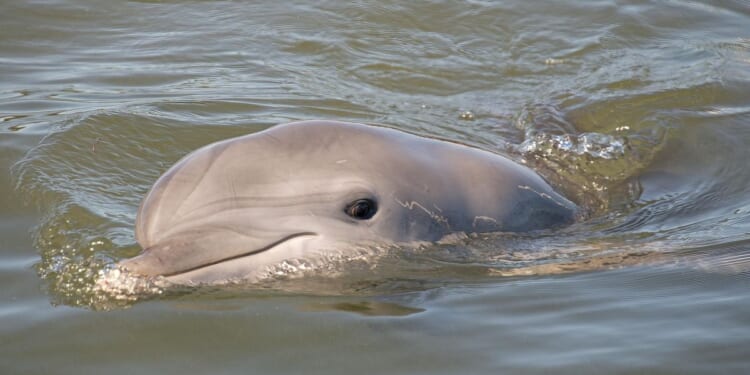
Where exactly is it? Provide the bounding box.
[118,231,319,283]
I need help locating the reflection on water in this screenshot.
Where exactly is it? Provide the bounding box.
[3,0,750,373]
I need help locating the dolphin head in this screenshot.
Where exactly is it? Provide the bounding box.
[120,121,576,284]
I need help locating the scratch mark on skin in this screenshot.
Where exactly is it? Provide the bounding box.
[517,185,568,207]
[263,133,283,146]
[230,179,238,209]
[395,198,450,228]
[336,159,348,164]
[472,215,498,229]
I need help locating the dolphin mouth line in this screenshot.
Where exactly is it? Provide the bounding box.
[160,231,318,277]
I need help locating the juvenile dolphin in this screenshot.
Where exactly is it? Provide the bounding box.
[120,120,577,284]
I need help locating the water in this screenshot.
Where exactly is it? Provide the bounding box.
[3,0,750,373]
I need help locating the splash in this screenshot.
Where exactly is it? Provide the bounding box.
[93,266,167,303]
[513,103,666,214]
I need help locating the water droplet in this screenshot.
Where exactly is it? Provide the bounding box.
[545,58,566,65]
[459,111,475,120]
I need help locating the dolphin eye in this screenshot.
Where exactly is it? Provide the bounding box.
[345,199,377,220]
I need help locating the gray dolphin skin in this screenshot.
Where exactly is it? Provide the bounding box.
[119,120,577,284]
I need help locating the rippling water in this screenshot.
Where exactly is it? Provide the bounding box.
[3,0,750,373]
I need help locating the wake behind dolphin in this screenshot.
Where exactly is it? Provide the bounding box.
[118,120,577,285]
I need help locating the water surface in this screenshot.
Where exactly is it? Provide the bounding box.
[2,0,750,373]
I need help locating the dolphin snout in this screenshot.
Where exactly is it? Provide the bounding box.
[119,241,191,277]
[120,230,319,281]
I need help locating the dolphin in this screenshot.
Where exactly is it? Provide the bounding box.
[119,120,577,285]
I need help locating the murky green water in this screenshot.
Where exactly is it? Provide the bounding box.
[3,0,750,373]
